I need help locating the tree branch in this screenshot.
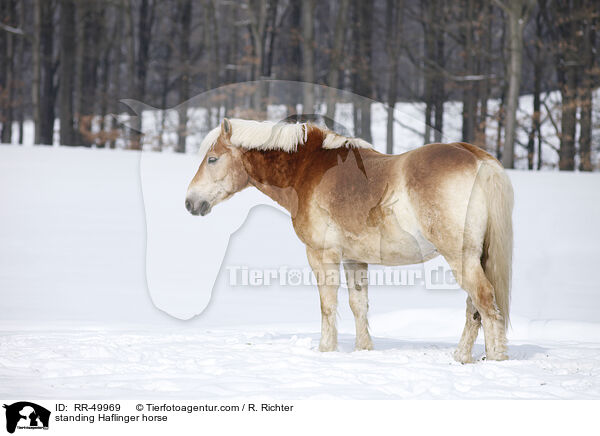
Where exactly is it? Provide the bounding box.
[0,22,26,37]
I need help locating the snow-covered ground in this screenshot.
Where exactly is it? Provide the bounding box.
[1,144,599,399]
[2,325,600,400]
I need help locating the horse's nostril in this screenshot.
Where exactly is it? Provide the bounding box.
[199,201,210,216]
[185,199,193,212]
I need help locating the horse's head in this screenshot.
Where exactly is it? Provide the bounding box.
[185,118,249,216]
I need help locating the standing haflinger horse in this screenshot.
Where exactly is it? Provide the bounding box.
[185,118,514,363]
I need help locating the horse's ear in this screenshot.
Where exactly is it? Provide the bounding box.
[221,118,232,139]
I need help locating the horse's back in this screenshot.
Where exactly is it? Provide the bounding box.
[400,142,499,182]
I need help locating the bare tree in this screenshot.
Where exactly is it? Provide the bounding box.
[354,0,374,143]
[246,0,268,111]
[109,5,124,150]
[76,1,103,145]
[16,0,26,144]
[526,4,544,170]
[59,0,76,146]
[125,0,156,149]
[476,1,494,149]
[495,0,535,169]
[544,0,584,170]
[432,1,447,143]
[176,0,192,153]
[386,0,404,154]
[325,0,349,123]
[461,0,478,144]
[300,0,316,113]
[32,0,42,144]
[39,0,56,145]
[98,5,117,148]
[0,0,16,143]
[578,0,597,172]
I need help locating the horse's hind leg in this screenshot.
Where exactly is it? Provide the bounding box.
[343,261,373,351]
[453,296,481,363]
[306,247,341,352]
[450,256,508,361]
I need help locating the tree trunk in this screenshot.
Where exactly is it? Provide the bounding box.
[527,58,541,170]
[176,0,192,154]
[300,0,315,114]
[476,2,493,149]
[136,0,153,101]
[1,0,15,144]
[98,6,114,149]
[109,8,123,150]
[1,1,6,141]
[74,4,102,146]
[158,6,175,152]
[247,0,267,112]
[59,0,76,146]
[224,4,238,116]
[356,0,373,143]
[125,0,140,149]
[208,0,221,87]
[16,0,25,144]
[528,8,543,170]
[461,0,477,144]
[495,8,507,160]
[74,0,84,142]
[578,6,594,172]
[553,0,578,172]
[205,1,223,123]
[350,2,360,136]
[503,0,528,169]
[579,84,592,171]
[32,0,42,144]
[558,68,577,171]
[263,0,278,78]
[432,1,445,143]
[422,0,434,145]
[125,0,155,150]
[325,0,349,124]
[386,0,403,154]
[39,0,55,145]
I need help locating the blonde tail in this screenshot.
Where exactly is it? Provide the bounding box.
[481,162,514,327]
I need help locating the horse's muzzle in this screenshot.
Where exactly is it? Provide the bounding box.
[185,197,211,216]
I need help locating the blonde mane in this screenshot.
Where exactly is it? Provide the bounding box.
[199,119,371,155]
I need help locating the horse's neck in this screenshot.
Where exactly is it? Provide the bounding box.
[241,148,302,215]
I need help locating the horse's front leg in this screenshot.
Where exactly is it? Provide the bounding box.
[343,261,373,351]
[306,247,340,352]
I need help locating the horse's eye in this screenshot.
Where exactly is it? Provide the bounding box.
[208,156,218,164]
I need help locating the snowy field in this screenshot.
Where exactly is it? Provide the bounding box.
[1,144,600,400]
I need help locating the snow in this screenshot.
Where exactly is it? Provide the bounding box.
[1,141,600,399]
[2,326,599,399]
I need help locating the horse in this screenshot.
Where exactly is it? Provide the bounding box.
[185,118,514,363]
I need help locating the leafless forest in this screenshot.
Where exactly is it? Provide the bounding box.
[0,0,598,170]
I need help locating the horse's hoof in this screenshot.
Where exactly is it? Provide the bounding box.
[453,350,473,364]
[318,343,337,352]
[485,353,509,361]
[354,342,373,351]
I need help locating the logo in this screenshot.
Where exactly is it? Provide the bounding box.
[3,402,50,434]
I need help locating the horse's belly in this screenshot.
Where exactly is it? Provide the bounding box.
[299,190,439,265]
[339,222,439,266]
